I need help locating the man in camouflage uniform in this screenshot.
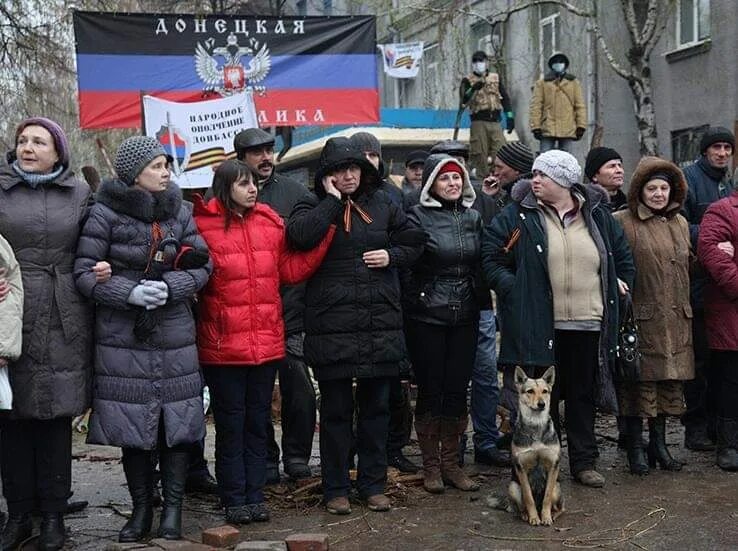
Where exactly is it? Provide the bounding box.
[459,50,514,178]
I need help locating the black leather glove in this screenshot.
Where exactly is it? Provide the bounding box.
[532,129,543,141]
[174,247,210,270]
[575,127,586,140]
[506,117,515,132]
[472,80,485,91]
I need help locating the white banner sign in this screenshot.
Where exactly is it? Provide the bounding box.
[378,42,424,79]
[142,92,259,189]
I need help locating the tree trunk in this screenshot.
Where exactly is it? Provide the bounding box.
[627,58,659,156]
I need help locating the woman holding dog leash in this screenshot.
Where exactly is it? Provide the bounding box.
[482,149,635,489]
[612,158,694,476]
[75,136,212,543]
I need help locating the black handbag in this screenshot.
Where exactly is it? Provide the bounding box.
[615,292,641,382]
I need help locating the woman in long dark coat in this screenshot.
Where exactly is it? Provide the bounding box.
[613,157,694,475]
[75,136,211,542]
[287,137,422,515]
[0,117,94,551]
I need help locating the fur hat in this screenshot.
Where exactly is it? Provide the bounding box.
[496,142,534,174]
[532,149,581,188]
[115,136,172,186]
[15,117,70,170]
[584,147,622,181]
[700,126,735,153]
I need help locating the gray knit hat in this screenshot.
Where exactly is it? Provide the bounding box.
[532,149,581,188]
[115,136,171,186]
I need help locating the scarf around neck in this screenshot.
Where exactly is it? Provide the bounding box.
[12,161,64,188]
[697,155,728,182]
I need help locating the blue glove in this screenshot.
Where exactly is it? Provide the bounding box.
[127,284,160,308]
[141,280,169,309]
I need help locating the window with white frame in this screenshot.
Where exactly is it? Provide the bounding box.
[470,22,492,56]
[539,8,559,75]
[677,0,710,46]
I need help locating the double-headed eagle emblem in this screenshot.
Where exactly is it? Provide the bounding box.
[195,32,271,95]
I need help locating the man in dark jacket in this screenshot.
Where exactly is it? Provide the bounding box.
[486,141,534,209]
[585,147,627,212]
[483,150,635,487]
[233,128,316,482]
[287,137,423,514]
[681,126,735,451]
[402,150,428,194]
[349,132,418,473]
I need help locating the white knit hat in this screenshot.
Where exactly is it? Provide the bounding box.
[532,149,582,188]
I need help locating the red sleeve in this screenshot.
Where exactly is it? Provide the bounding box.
[698,201,738,300]
[278,224,336,284]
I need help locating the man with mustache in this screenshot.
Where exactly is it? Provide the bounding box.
[233,128,316,483]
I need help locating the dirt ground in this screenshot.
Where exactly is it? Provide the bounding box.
[23,415,735,550]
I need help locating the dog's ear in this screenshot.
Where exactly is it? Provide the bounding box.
[542,366,556,388]
[514,366,527,389]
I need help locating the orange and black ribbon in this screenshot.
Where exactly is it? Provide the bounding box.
[343,198,373,233]
[503,227,521,253]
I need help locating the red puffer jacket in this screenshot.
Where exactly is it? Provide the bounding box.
[193,196,335,365]
[698,193,738,351]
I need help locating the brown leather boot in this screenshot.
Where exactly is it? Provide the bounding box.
[414,414,444,494]
[440,417,479,491]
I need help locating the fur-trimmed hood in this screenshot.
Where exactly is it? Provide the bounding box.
[97,178,183,222]
[510,178,610,210]
[419,154,476,208]
[627,156,687,219]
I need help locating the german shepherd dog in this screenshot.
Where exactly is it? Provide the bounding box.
[489,366,564,525]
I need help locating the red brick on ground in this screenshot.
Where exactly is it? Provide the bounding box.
[202,524,241,547]
[284,533,329,551]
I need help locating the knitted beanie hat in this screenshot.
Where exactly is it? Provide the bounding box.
[115,136,170,186]
[349,132,382,157]
[700,126,735,153]
[496,142,534,174]
[15,117,70,170]
[584,147,622,180]
[532,149,582,188]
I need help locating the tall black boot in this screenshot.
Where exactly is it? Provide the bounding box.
[119,449,154,542]
[158,448,189,540]
[716,417,738,471]
[38,512,65,551]
[647,415,682,471]
[624,416,649,476]
[1,512,32,550]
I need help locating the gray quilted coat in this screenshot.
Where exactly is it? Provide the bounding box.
[0,160,93,420]
[74,179,211,449]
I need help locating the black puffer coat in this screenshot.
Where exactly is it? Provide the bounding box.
[74,180,211,449]
[287,138,423,381]
[0,159,93,420]
[405,155,484,326]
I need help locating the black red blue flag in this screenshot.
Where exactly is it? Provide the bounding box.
[73,11,378,129]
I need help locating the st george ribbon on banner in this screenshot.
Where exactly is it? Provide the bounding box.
[73,11,379,129]
[377,42,424,79]
[142,92,258,189]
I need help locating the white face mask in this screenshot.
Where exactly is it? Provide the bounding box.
[551,62,566,74]
[472,61,487,74]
